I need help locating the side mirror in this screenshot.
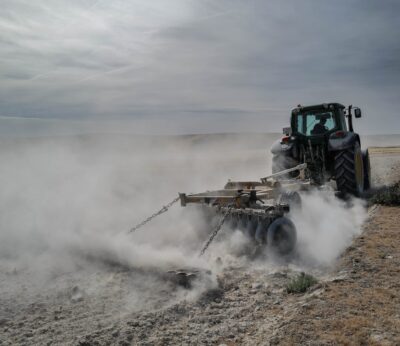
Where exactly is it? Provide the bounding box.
[354,108,362,118]
[283,127,292,135]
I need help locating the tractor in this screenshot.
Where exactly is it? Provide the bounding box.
[271,103,370,196]
[175,103,370,257]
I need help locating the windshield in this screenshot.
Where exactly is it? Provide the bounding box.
[295,111,336,136]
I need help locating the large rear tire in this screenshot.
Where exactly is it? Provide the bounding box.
[362,149,371,191]
[334,142,364,196]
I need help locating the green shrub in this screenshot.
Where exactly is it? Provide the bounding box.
[286,272,318,294]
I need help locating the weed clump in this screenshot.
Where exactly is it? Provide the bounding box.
[286,272,318,294]
[369,182,400,206]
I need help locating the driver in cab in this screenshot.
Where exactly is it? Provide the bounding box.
[311,116,329,135]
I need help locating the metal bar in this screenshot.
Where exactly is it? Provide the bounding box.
[181,190,277,205]
[260,163,307,183]
[224,181,264,189]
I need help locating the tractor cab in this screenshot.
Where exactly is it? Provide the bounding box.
[290,103,347,141]
[287,103,362,143]
[272,102,367,195]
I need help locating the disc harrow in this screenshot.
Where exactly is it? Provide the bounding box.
[179,164,308,256]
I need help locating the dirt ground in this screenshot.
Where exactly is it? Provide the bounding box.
[2,204,399,346]
[0,136,399,346]
[274,205,400,346]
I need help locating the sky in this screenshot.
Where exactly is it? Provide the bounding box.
[1,0,399,136]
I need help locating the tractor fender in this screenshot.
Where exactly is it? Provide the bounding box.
[271,139,294,155]
[328,132,360,152]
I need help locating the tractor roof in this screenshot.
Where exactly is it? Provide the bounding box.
[292,103,345,113]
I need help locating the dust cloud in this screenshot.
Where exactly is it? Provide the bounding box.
[0,134,275,268]
[0,133,374,311]
[0,133,278,311]
[291,192,367,267]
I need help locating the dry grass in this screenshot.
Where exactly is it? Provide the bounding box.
[369,182,400,206]
[274,206,400,345]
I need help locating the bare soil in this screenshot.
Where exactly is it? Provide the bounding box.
[268,205,400,345]
[1,139,400,346]
[2,204,399,346]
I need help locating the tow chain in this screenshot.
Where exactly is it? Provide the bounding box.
[128,196,232,257]
[128,196,180,234]
[199,206,233,257]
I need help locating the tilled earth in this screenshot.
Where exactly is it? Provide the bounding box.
[1,146,400,345]
[0,258,330,346]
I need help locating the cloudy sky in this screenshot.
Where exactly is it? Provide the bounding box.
[1,0,399,135]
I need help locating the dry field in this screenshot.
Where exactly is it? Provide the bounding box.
[267,204,400,345]
[0,134,399,345]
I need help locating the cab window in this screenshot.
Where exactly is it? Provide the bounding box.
[296,111,336,135]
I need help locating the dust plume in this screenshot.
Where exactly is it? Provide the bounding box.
[0,133,276,311]
[0,132,384,313]
[291,192,367,267]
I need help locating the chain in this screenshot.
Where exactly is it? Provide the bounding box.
[128,196,180,234]
[199,206,233,257]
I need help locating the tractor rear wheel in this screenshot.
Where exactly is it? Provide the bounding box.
[334,142,364,196]
[362,149,371,191]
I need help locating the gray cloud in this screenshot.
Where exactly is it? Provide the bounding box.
[0,0,399,135]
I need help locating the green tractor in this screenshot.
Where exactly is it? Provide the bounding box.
[271,103,370,196]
